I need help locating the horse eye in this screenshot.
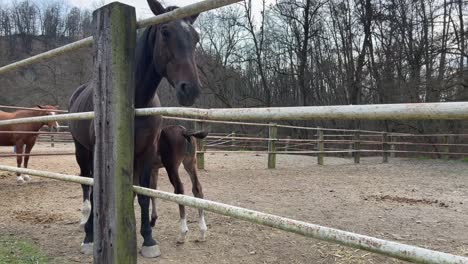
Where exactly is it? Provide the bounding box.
[161,28,170,39]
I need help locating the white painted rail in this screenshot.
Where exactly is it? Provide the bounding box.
[0,164,466,264]
[1,102,467,127]
[136,102,468,120]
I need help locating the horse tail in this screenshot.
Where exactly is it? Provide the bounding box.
[182,129,208,155]
[183,130,208,139]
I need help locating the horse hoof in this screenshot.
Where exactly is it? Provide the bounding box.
[141,245,161,258]
[177,231,188,244]
[80,242,93,255]
[16,176,25,185]
[23,174,31,182]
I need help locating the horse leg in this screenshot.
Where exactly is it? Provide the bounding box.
[81,188,94,255]
[15,141,25,184]
[150,168,159,227]
[165,166,187,244]
[137,157,160,258]
[74,139,93,230]
[22,142,35,182]
[183,159,207,242]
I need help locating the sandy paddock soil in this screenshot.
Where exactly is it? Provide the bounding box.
[0,143,467,263]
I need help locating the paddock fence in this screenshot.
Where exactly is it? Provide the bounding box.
[0,1,467,264]
[2,117,466,169]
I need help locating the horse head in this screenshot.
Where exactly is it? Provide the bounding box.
[147,0,201,106]
[36,105,60,129]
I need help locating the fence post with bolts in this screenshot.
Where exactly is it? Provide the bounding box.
[92,3,137,263]
[195,121,205,170]
[317,128,324,165]
[268,123,277,169]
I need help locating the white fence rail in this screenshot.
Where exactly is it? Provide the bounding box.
[0,102,467,128]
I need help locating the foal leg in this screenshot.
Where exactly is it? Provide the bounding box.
[150,168,159,227]
[22,143,35,182]
[166,167,188,244]
[183,160,207,241]
[15,142,25,184]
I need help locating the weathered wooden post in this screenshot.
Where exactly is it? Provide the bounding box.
[353,132,360,164]
[285,136,291,152]
[382,132,389,163]
[195,121,205,170]
[268,123,277,169]
[317,128,324,165]
[50,127,55,147]
[92,3,137,263]
[443,136,450,160]
[390,135,396,158]
[231,131,236,150]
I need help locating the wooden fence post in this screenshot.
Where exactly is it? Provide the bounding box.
[195,121,205,170]
[390,135,396,158]
[92,3,137,263]
[285,136,291,151]
[353,132,360,164]
[382,132,389,163]
[443,136,450,160]
[268,123,277,169]
[231,131,236,150]
[317,128,324,165]
[50,127,55,147]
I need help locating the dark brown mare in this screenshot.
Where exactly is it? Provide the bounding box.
[150,125,208,243]
[68,0,202,258]
[0,105,59,184]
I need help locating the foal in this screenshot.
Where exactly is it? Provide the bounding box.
[151,125,208,243]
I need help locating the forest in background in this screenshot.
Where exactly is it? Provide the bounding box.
[0,0,466,136]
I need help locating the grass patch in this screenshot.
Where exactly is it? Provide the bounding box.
[416,156,431,160]
[0,235,50,264]
[461,157,468,163]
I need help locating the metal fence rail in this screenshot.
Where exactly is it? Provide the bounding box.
[135,102,468,120]
[0,164,466,264]
[1,102,468,128]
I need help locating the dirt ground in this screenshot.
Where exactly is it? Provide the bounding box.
[0,142,467,263]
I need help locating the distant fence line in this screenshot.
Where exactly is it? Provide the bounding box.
[1,119,465,167]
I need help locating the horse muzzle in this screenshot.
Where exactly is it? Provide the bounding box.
[176,82,200,106]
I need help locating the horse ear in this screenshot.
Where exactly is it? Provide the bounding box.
[147,0,165,16]
[187,13,199,24]
[36,105,43,109]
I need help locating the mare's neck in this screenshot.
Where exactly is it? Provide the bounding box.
[18,111,47,131]
[134,27,163,108]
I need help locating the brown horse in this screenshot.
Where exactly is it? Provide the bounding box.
[0,105,59,183]
[150,125,208,243]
